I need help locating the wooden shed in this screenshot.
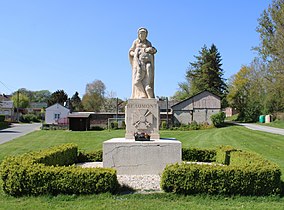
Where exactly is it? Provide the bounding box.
[171,91,221,125]
[68,112,91,131]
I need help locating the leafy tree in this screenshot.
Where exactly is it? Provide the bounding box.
[85,79,106,97]
[70,92,83,112]
[174,44,227,106]
[11,92,30,108]
[172,78,191,101]
[227,61,265,122]
[33,90,51,103]
[82,80,106,112]
[254,0,284,112]
[14,88,51,103]
[47,90,68,106]
[82,93,103,112]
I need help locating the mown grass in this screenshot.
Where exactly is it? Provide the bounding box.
[0,125,284,209]
[261,120,284,129]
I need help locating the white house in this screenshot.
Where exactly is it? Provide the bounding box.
[0,101,14,120]
[171,91,221,125]
[45,103,70,124]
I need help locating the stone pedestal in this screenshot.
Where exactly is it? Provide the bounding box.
[103,138,182,175]
[125,99,160,140]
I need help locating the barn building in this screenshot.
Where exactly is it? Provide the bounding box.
[171,91,221,125]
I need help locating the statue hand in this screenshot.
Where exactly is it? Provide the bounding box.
[145,47,156,54]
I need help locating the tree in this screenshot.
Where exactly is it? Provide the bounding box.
[85,79,106,97]
[47,90,68,106]
[82,80,106,112]
[254,0,284,112]
[33,90,51,103]
[13,88,51,103]
[174,44,227,106]
[11,92,30,108]
[70,92,83,112]
[227,61,265,122]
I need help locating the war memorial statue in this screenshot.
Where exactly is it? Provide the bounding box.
[103,28,181,175]
[125,28,160,140]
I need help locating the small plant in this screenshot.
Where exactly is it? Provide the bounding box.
[161,121,168,130]
[210,112,226,127]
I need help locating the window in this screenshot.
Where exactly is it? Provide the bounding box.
[54,113,60,119]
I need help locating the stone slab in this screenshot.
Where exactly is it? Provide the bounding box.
[125,99,160,140]
[103,138,181,175]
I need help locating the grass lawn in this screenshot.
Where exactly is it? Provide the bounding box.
[1,125,284,209]
[260,120,284,129]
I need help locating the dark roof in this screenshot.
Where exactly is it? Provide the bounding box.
[68,113,91,118]
[171,90,220,108]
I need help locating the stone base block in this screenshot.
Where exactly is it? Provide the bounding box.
[103,138,181,175]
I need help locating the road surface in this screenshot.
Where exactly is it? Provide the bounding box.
[0,123,41,145]
[233,122,284,136]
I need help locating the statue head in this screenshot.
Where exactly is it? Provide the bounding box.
[138,27,148,41]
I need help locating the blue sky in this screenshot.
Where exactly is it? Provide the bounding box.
[0,0,271,100]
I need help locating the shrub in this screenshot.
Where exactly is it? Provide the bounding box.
[77,150,103,162]
[90,126,104,131]
[189,121,200,130]
[0,144,118,196]
[0,121,9,129]
[20,114,41,123]
[121,121,126,129]
[161,121,167,130]
[0,115,5,122]
[161,149,282,196]
[215,145,237,165]
[110,121,118,129]
[210,112,226,127]
[182,148,216,162]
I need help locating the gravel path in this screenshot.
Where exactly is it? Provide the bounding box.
[77,162,161,192]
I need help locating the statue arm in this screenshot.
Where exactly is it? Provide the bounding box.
[129,40,137,57]
[145,40,157,54]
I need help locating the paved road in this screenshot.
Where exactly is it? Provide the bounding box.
[233,122,284,136]
[0,123,41,145]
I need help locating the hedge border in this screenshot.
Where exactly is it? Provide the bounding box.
[0,144,118,196]
[161,147,282,196]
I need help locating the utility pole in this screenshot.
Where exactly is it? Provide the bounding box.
[166,97,169,128]
[116,97,118,121]
[17,90,19,122]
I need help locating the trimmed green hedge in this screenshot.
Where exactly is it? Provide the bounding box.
[77,150,103,162]
[182,148,216,162]
[0,144,118,196]
[161,148,282,196]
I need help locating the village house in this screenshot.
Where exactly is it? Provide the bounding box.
[45,103,70,124]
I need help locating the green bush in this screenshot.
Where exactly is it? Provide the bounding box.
[110,121,118,129]
[189,121,200,130]
[182,148,216,162]
[161,149,282,196]
[20,114,41,123]
[0,144,118,196]
[161,121,167,130]
[90,126,105,131]
[77,150,103,162]
[0,121,9,129]
[215,145,237,165]
[0,115,5,122]
[210,112,226,127]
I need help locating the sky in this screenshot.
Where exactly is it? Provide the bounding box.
[0,0,272,100]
